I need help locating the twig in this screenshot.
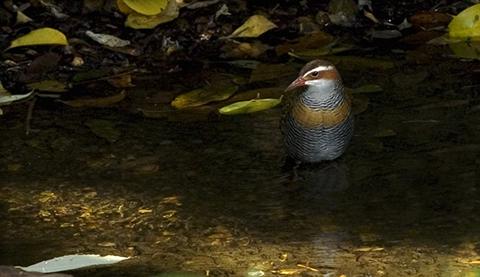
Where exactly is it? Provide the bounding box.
[25,97,37,135]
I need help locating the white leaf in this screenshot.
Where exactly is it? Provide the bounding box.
[17,254,130,273]
[85,31,131,48]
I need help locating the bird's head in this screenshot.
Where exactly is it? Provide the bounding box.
[285,60,341,92]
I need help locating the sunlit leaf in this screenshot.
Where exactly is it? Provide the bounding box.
[228,15,277,38]
[448,4,480,40]
[218,97,282,115]
[17,254,129,273]
[125,0,179,29]
[122,0,168,15]
[172,85,238,109]
[9,27,68,49]
[60,90,126,107]
[28,80,67,92]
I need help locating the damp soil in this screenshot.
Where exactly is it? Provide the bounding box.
[1,52,480,277]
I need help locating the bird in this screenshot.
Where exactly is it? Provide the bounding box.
[282,59,353,163]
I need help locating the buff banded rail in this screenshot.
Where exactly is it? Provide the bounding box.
[282,60,353,163]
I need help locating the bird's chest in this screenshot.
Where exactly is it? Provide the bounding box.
[289,96,351,129]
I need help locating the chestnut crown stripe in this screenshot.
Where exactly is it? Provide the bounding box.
[302,66,335,78]
[291,96,351,128]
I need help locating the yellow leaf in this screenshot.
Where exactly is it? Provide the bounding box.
[228,15,277,38]
[218,97,282,115]
[125,0,178,29]
[117,0,134,14]
[122,0,168,15]
[448,4,480,39]
[9,27,68,49]
[172,85,238,109]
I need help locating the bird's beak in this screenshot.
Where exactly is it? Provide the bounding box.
[285,77,306,92]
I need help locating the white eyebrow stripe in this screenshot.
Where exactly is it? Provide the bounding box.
[303,65,334,77]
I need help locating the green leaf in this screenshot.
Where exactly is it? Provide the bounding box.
[9,27,68,49]
[448,4,480,40]
[85,120,120,143]
[218,97,282,115]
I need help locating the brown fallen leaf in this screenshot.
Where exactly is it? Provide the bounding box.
[107,74,134,88]
[276,32,334,56]
[409,11,452,29]
[222,41,269,59]
[60,90,126,107]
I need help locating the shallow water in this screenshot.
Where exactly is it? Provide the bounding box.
[1,55,480,276]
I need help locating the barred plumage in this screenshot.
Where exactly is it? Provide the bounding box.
[283,60,353,163]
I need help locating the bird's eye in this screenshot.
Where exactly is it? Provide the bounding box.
[310,71,319,77]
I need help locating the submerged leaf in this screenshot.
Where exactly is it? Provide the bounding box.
[9,28,68,49]
[122,0,168,15]
[289,44,354,58]
[449,4,480,40]
[449,41,480,60]
[219,97,282,115]
[351,84,383,94]
[249,63,297,83]
[85,120,120,143]
[172,85,238,109]
[276,32,334,55]
[228,15,277,38]
[28,80,67,92]
[60,90,126,107]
